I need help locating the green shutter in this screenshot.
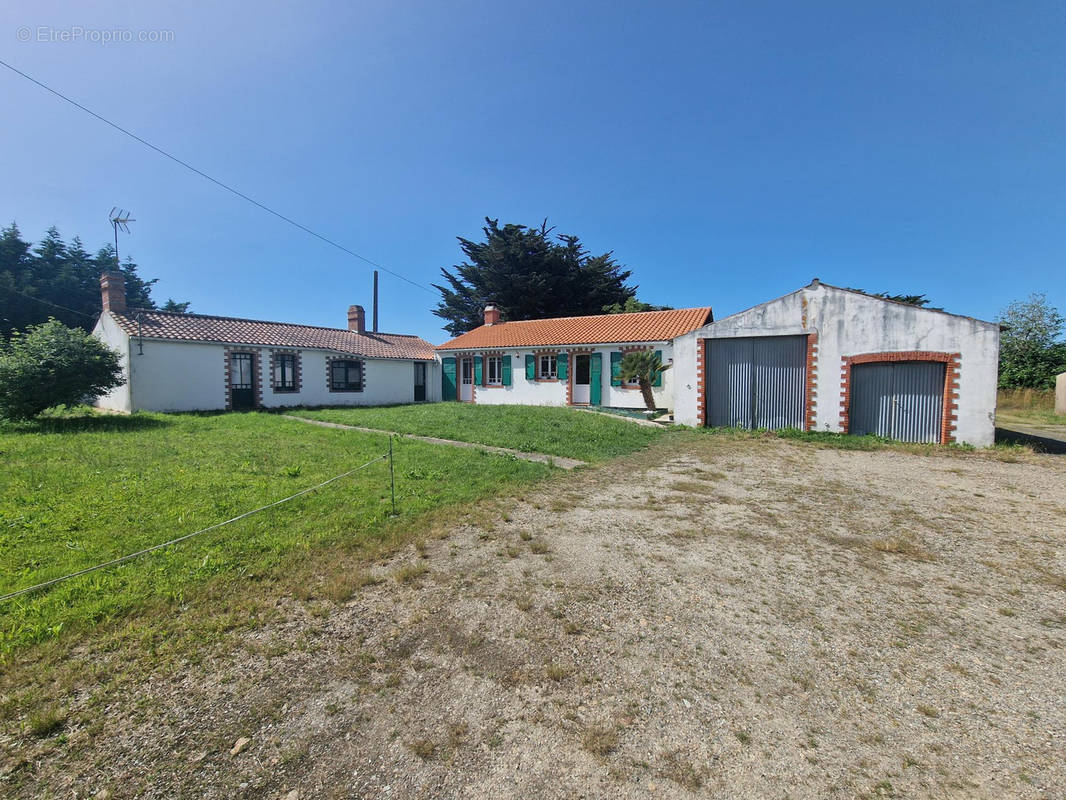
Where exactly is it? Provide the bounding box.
[525,354,535,380]
[474,355,483,385]
[653,350,664,387]
[556,352,568,381]
[610,351,623,386]
[589,352,602,406]
[501,353,512,386]
[442,357,457,401]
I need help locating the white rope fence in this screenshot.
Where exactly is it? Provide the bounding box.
[0,452,390,604]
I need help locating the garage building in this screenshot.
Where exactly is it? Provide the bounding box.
[672,280,1000,446]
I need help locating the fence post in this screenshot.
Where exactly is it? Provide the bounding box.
[389,435,397,516]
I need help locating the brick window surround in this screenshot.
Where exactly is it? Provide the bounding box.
[481,352,505,389]
[839,351,960,444]
[697,334,819,431]
[326,356,366,393]
[223,347,263,410]
[269,349,302,394]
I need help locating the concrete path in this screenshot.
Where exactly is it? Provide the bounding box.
[571,407,665,427]
[282,415,586,469]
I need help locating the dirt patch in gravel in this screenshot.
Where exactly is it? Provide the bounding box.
[4,435,1065,799]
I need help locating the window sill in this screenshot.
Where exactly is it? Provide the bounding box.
[329,388,364,393]
[273,388,299,394]
[534,378,560,383]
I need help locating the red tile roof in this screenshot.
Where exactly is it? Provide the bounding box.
[107,310,437,360]
[437,307,712,350]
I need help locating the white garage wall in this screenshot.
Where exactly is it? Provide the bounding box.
[449,344,674,409]
[672,284,1000,446]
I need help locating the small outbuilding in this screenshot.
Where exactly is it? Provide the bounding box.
[92,272,438,412]
[672,281,1000,446]
[436,304,711,409]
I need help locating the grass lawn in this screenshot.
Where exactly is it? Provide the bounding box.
[288,403,664,462]
[0,410,554,655]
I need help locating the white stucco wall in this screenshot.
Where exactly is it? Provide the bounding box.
[91,314,132,412]
[445,344,674,410]
[673,284,1000,447]
[92,316,439,412]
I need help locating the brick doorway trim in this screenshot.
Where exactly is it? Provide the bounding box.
[696,333,818,430]
[839,351,960,444]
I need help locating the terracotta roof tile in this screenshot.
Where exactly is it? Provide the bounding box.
[437,307,712,350]
[107,310,436,360]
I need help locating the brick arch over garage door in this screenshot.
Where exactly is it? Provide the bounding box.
[840,351,960,444]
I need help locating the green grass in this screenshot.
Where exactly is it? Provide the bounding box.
[996,388,1066,431]
[0,410,553,654]
[287,403,663,462]
[698,424,1035,458]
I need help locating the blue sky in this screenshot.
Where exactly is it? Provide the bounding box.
[2,0,1063,342]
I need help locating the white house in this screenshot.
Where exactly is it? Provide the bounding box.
[435,304,712,409]
[671,280,1000,446]
[92,271,439,412]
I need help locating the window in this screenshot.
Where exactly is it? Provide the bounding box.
[330,359,363,391]
[538,354,557,380]
[486,356,502,385]
[273,353,297,392]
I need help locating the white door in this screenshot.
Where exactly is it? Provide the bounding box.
[572,354,591,404]
[459,358,474,402]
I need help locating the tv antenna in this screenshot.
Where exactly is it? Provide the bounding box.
[108,207,135,268]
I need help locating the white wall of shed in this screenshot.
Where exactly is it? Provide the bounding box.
[91,313,132,412]
[672,285,1000,446]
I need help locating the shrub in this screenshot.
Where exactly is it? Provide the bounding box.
[0,319,124,420]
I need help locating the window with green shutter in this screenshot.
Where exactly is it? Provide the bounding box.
[610,351,623,386]
[501,354,512,385]
[525,354,535,380]
[474,355,483,385]
[653,350,664,387]
[556,353,568,381]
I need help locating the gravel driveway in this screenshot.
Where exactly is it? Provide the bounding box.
[8,434,1066,799]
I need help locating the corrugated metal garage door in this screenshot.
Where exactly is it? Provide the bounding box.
[850,361,945,443]
[707,336,807,429]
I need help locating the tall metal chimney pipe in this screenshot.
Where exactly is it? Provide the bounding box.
[373,270,379,333]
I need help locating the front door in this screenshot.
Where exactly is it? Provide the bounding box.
[572,354,591,404]
[414,362,427,402]
[229,352,256,410]
[459,358,474,402]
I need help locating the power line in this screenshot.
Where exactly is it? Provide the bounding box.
[0,452,389,604]
[6,288,98,319]
[0,58,435,296]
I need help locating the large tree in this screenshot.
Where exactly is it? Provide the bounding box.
[433,218,639,336]
[997,293,1066,389]
[0,223,188,338]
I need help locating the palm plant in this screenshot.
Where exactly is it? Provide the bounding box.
[617,350,670,412]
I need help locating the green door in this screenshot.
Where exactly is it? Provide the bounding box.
[589,352,602,406]
[442,357,457,401]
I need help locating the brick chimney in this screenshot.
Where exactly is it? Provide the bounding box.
[100,271,126,314]
[484,304,500,326]
[348,304,366,334]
